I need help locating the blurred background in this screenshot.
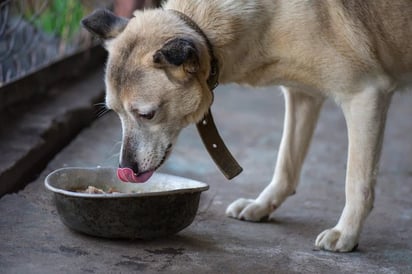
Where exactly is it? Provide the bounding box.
[0,0,163,86]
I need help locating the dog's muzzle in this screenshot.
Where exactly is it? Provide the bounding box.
[117,144,172,183]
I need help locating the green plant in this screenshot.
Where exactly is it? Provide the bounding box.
[26,0,86,42]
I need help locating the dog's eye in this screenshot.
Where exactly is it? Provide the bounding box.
[139,110,156,120]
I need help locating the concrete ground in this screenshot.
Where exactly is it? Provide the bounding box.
[1,84,411,273]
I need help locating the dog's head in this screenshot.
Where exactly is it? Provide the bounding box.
[82,9,213,182]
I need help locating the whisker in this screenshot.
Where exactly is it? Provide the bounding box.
[96,108,111,118]
[94,102,111,118]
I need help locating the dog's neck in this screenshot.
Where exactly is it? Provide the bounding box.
[165,0,278,86]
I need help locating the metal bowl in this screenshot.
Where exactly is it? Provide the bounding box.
[45,167,209,239]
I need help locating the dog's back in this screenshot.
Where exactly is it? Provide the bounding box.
[320,1,412,73]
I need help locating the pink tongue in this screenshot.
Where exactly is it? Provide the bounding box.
[117,168,154,183]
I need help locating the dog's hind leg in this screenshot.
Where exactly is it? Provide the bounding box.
[226,87,324,221]
[315,86,393,252]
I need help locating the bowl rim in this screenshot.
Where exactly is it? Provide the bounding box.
[44,167,209,199]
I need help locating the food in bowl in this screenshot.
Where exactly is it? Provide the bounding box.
[72,186,121,194]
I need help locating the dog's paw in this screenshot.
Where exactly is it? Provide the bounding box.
[315,227,359,252]
[225,198,271,222]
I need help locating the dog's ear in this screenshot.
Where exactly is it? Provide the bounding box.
[81,9,129,40]
[153,38,199,74]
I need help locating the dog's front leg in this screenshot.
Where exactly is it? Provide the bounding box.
[226,87,324,221]
[315,87,393,252]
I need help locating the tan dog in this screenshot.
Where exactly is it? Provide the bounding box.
[82,0,412,252]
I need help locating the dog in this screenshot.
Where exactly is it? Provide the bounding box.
[81,0,412,252]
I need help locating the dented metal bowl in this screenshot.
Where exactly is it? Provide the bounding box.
[45,167,209,239]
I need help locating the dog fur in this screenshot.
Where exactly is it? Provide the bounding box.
[82,0,412,252]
